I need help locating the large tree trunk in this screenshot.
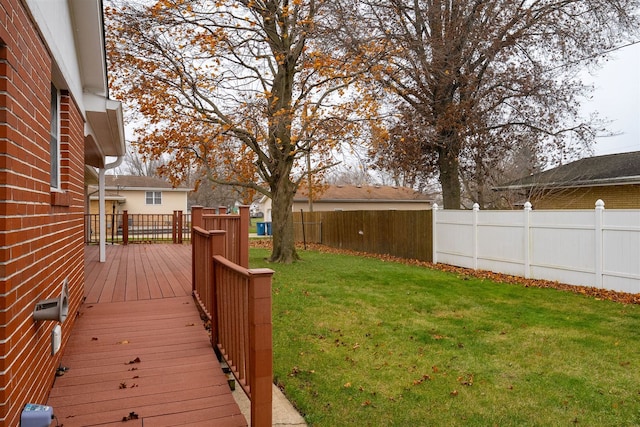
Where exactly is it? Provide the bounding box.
[437,138,462,209]
[268,176,299,264]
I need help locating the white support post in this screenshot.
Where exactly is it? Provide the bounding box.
[472,203,479,270]
[431,203,438,264]
[523,202,532,279]
[99,168,106,263]
[595,199,605,288]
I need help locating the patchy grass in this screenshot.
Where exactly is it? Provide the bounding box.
[250,248,640,426]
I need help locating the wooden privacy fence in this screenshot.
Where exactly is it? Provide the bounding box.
[191,206,274,427]
[294,210,433,262]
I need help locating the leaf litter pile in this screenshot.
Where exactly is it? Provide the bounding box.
[251,239,640,305]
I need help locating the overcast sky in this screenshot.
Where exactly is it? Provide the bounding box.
[583,42,640,156]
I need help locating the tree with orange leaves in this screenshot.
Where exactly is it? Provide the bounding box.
[105,0,378,263]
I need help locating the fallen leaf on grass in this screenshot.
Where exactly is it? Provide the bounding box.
[450,390,459,397]
[458,374,474,386]
[412,374,431,386]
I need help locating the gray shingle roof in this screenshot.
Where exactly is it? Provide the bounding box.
[494,151,640,190]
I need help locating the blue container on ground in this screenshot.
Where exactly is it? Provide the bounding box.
[21,404,54,427]
[256,222,266,236]
[265,222,272,235]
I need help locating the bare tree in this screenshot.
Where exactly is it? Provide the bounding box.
[116,147,163,177]
[335,0,639,208]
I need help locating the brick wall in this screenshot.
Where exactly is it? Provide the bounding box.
[0,0,85,424]
[531,185,640,209]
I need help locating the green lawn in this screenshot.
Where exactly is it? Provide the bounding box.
[249,248,640,426]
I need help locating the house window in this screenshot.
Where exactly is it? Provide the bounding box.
[50,84,60,189]
[145,191,162,205]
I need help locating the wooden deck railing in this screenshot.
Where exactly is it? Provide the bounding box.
[213,255,273,426]
[84,211,191,244]
[191,207,273,427]
[192,205,249,268]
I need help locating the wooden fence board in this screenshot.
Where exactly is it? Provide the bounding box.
[293,210,433,261]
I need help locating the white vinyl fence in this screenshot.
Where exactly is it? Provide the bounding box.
[432,200,640,294]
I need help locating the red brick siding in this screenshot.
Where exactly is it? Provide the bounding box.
[0,1,85,424]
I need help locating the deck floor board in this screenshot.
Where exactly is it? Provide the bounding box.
[47,244,246,427]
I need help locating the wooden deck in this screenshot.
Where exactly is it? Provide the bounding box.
[47,244,247,427]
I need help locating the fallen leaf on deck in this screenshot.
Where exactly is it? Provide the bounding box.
[122,411,139,421]
[126,357,141,365]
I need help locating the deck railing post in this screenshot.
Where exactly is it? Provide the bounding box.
[219,206,227,215]
[122,210,129,245]
[210,231,227,346]
[247,268,274,427]
[172,210,178,244]
[239,205,250,268]
[192,207,203,293]
[173,210,183,244]
[192,206,203,228]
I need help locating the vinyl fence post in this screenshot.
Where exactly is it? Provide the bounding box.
[432,203,438,264]
[595,199,605,288]
[472,203,479,270]
[523,202,532,279]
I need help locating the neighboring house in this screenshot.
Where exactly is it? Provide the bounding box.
[88,175,192,215]
[257,185,433,218]
[0,1,125,425]
[493,151,640,209]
